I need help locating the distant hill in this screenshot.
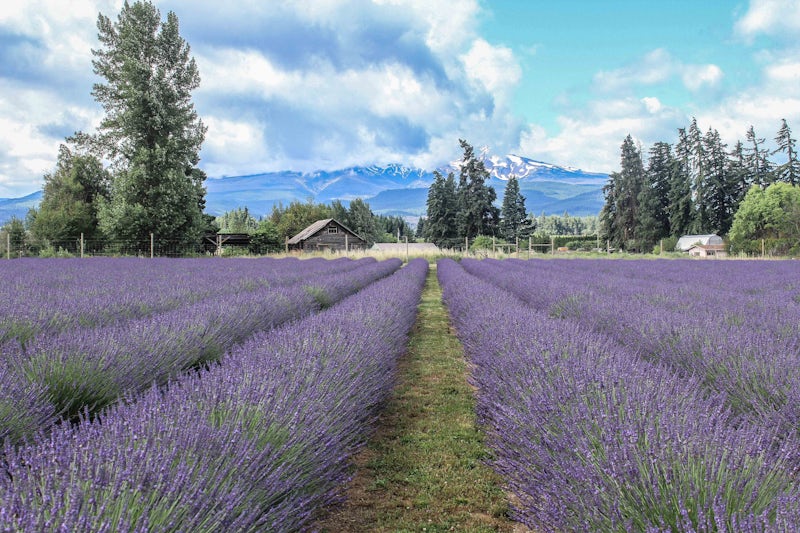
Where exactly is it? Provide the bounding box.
[203,155,608,219]
[0,156,608,226]
[0,191,42,226]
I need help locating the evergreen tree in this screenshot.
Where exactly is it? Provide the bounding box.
[329,200,349,224]
[499,176,532,241]
[29,145,110,250]
[668,128,694,237]
[636,142,673,249]
[687,117,709,233]
[773,119,799,186]
[728,140,751,207]
[601,135,645,250]
[745,125,773,187]
[84,1,207,249]
[455,139,499,240]
[215,207,259,233]
[702,128,735,234]
[415,217,426,239]
[424,170,459,248]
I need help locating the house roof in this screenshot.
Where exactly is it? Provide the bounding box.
[287,218,365,245]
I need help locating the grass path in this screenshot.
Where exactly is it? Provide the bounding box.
[316,265,528,532]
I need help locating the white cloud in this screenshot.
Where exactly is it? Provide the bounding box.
[460,38,521,101]
[735,0,800,38]
[594,48,722,93]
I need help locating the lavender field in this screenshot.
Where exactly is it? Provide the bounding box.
[1,256,428,530]
[440,258,800,531]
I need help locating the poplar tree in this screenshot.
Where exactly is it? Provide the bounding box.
[85,1,207,249]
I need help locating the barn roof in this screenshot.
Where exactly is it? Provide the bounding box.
[287,219,365,245]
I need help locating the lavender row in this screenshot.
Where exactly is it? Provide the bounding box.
[0,257,370,347]
[0,259,428,532]
[0,258,402,443]
[461,258,800,430]
[438,259,800,531]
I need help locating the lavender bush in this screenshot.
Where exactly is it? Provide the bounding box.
[461,258,800,432]
[439,258,800,531]
[0,256,371,348]
[0,257,402,443]
[0,259,427,531]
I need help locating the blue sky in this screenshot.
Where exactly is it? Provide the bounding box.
[1,0,799,198]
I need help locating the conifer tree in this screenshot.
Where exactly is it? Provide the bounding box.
[424,170,458,248]
[667,128,694,237]
[702,128,735,234]
[745,125,773,187]
[636,142,673,248]
[455,139,499,240]
[500,176,532,241]
[773,119,799,186]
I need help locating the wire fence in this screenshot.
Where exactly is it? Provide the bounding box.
[1,232,218,259]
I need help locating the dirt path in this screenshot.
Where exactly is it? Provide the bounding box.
[315,266,530,532]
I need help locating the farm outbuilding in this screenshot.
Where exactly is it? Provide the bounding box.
[687,243,728,258]
[676,234,724,252]
[287,219,368,252]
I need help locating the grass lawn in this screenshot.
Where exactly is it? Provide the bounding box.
[316,265,529,532]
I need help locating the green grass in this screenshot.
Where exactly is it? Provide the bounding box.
[316,266,524,532]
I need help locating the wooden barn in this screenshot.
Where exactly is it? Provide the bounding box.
[287,219,368,252]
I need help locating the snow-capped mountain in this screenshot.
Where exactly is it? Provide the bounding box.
[0,156,609,226]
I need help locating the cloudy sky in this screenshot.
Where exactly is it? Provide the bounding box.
[1,0,799,197]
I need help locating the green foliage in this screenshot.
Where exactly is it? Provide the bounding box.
[29,145,109,251]
[269,199,333,242]
[456,140,499,239]
[216,207,259,234]
[248,219,282,254]
[2,216,27,256]
[500,176,533,241]
[84,1,207,249]
[729,182,800,255]
[345,198,379,245]
[469,235,498,251]
[425,170,459,248]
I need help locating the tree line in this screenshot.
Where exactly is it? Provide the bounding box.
[212,199,414,255]
[420,139,534,249]
[600,118,800,254]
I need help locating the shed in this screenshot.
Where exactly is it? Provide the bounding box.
[687,243,728,258]
[676,234,724,252]
[287,219,367,252]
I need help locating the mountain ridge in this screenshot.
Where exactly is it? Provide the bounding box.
[0,155,608,225]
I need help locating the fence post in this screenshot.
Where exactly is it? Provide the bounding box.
[80,233,84,258]
[6,232,9,260]
[551,236,554,255]
[150,233,154,258]
[405,235,409,263]
[465,236,468,254]
[528,236,531,259]
[285,236,288,254]
[492,235,496,257]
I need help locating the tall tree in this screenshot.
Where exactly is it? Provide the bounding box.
[745,125,773,188]
[29,145,110,249]
[667,128,694,237]
[601,135,645,250]
[773,119,799,186]
[500,175,532,241]
[424,170,459,248]
[85,1,207,249]
[702,128,735,234]
[455,139,499,240]
[636,141,673,249]
[728,140,750,207]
